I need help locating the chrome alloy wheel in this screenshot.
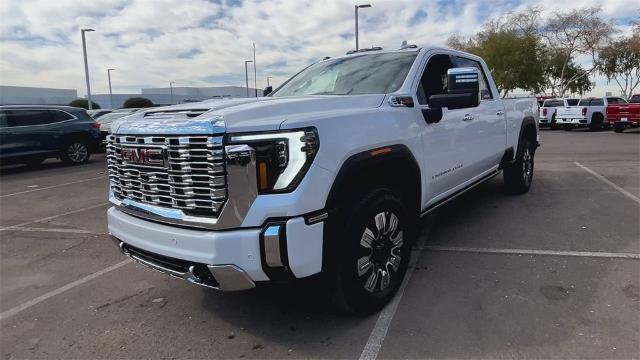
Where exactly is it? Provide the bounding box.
[522,146,533,186]
[67,143,88,163]
[356,211,404,293]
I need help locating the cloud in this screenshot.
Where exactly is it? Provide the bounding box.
[0,0,637,97]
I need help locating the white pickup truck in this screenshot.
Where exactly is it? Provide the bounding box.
[106,46,539,314]
[555,97,624,131]
[539,98,578,128]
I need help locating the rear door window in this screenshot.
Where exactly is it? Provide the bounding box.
[8,109,73,126]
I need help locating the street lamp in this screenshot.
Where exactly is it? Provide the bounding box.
[169,81,176,104]
[266,76,273,87]
[107,68,115,109]
[81,28,95,110]
[244,60,253,98]
[354,4,371,51]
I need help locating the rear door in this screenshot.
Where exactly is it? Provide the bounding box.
[6,109,66,156]
[453,55,504,182]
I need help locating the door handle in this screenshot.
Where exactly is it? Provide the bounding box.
[463,114,474,121]
[496,110,505,116]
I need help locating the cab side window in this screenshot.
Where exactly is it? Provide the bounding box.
[417,54,454,105]
[455,57,492,100]
[7,109,70,126]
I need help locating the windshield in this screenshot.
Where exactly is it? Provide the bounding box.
[543,100,564,107]
[271,52,418,97]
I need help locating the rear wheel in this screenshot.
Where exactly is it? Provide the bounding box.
[504,138,535,194]
[60,140,90,165]
[589,114,603,132]
[330,189,412,315]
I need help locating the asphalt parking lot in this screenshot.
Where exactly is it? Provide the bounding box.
[1,129,638,359]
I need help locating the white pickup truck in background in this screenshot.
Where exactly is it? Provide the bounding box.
[539,98,578,128]
[106,46,539,314]
[555,96,626,131]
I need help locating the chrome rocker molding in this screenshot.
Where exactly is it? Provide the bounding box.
[110,143,258,230]
[116,239,255,291]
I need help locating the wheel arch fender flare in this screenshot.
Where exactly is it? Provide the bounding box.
[325,144,422,214]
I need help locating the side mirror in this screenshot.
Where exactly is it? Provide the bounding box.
[263,86,273,97]
[427,67,480,111]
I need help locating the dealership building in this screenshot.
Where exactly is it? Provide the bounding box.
[0,86,78,105]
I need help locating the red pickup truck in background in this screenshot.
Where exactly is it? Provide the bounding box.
[607,94,640,132]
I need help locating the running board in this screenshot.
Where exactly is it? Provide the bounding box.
[420,170,501,217]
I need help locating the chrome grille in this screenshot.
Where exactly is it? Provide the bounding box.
[106,134,227,217]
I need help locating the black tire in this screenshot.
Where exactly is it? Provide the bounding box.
[330,189,412,315]
[614,124,625,133]
[60,140,91,165]
[589,114,603,132]
[563,124,572,131]
[550,113,556,128]
[504,138,535,194]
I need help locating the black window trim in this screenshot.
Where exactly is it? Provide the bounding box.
[2,108,78,128]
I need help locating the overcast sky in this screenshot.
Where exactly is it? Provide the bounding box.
[0,0,638,97]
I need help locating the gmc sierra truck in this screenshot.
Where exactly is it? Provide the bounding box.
[607,94,639,133]
[107,46,539,314]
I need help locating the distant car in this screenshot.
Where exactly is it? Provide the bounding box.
[87,109,113,119]
[0,105,101,166]
[607,94,640,133]
[95,108,141,142]
[539,98,578,128]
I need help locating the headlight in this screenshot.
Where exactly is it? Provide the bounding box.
[228,127,319,194]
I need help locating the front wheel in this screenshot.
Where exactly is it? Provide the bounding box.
[589,114,603,132]
[60,140,91,165]
[504,138,535,194]
[330,189,412,315]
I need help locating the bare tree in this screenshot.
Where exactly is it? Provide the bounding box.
[598,23,640,100]
[543,7,613,96]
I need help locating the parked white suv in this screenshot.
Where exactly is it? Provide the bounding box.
[539,98,578,128]
[107,46,539,314]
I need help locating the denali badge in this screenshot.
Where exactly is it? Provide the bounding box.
[121,147,165,167]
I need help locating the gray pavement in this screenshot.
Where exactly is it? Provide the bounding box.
[0,129,638,359]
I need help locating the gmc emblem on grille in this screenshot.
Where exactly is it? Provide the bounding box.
[121,147,165,167]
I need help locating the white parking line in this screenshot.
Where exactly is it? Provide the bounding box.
[2,226,99,234]
[0,176,107,198]
[0,259,132,321]
[421,245,640,260]
[574,161,640,205]
[0,202,109,232]
[359,216,437,360]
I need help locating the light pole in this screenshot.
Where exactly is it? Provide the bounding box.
[253,43,257,98]
[354,4,371,51]
[244,60,253,98]
[266,76,273,87]
[107,68,115,109]
[81,28,95,110]
[169,81,176,104]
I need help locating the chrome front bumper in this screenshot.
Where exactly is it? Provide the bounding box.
[113,236,256,291]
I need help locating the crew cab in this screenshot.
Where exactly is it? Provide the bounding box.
[556,97,625,131]
[106,47,539,314]
[0,105,101,166]
[607,94,639,133]
[539,98,578,128]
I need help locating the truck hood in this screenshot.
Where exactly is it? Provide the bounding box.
[111,95,385,135]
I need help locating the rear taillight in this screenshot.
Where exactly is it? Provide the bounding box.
[582,107,587,116]
[543,108,547,116]
[91,122,101,129]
